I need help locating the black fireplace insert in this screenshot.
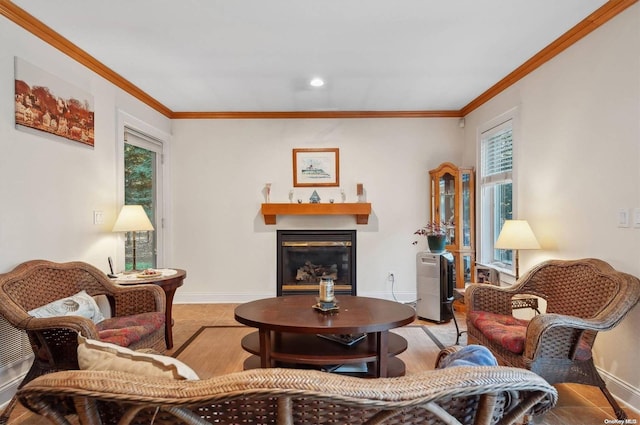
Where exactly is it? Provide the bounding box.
[277,230,356,296]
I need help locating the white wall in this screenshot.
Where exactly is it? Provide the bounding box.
[0,16,171,406]
[170,118,463,302]
[0,19,171,273]
[462,4,640,409]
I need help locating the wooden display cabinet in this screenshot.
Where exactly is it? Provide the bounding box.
[429,162,475,288]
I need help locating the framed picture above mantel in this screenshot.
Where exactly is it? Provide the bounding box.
[293,148,339,187]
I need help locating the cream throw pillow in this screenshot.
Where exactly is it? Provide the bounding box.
[92,294,112,319]
[77,334,199,380]
[29,290,105,324]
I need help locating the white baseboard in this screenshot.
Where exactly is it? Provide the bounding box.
[598,366,640,415]
[0,380,20,411]
[175,292,275,304]
[0,358,31,410]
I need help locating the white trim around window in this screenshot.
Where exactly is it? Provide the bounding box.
[476,107,520,272]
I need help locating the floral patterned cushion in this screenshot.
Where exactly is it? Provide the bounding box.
[468,311,591,360]
[468,311,529,354]
[96,312,165,347]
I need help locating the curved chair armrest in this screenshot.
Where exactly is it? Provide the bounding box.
[111,284,166,317]
[523,313,606,360]
[529,313,609,334]
[524,285,640,361]
[465,283,515,315]
[23,315,100,340]
[18,316,99,373]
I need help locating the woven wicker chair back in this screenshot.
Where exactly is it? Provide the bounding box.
[525,261,621,318]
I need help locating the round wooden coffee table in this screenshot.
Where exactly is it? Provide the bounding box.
[234,295,416,377]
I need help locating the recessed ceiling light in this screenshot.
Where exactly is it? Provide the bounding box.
[309,77,325,87]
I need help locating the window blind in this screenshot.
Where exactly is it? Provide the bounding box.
[124,126,163,148]
[481,121,513,184]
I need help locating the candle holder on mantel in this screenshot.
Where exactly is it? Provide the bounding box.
[357,183,365,202]
[264,183,271,203]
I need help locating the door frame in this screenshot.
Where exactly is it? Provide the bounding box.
[116,110,171,271]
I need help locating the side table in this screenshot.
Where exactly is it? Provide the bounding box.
[511,294,540,313]
[113,269,186,349]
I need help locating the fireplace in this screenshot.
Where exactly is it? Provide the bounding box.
[277,230,356,296]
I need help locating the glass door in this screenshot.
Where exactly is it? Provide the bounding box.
[123,129,163,270]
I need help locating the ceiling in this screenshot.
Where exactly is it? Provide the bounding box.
[7,0,618,115]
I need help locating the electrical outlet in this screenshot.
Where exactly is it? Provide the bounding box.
[387,271,395,282]
[634,208,640,228]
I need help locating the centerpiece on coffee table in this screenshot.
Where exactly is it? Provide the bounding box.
[313,276,339,312]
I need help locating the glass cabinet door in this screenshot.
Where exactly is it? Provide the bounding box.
[439,172,456,245]
[461,253,473,284]
[461,170,472,249]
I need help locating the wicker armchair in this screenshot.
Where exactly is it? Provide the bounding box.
[465,258,640,420]
[17,365,557,425]
[0,259,166,424]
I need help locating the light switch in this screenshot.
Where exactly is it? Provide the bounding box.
[93,210,104,225]
[617,208,629,228]
[634,208,640,228]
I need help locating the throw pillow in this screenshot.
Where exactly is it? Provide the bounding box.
[77,334,199,380]
[29,290,105,324]
[92,294,112,319]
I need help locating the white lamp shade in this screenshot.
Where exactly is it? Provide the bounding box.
[112,205,154,232]
[495,220,540,250]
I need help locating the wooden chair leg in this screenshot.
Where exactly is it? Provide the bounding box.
[600,386,627,420]
[0,395,18,425]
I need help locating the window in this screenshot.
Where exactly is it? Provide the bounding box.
[479,119,513,269]
[123,127,164,270]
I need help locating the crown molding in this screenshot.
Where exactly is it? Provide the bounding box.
[170,110,462,119]
[460,0,639,116]
[0,0,173,118]
[2,0,636,120]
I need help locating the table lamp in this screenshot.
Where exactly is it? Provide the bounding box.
[112,205,154,271]
[495,219,540,280]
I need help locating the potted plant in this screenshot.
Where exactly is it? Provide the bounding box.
[413,222,448,253]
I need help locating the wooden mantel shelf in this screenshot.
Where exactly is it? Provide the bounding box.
[261,203,372,225]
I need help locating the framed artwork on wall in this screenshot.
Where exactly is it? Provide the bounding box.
[14,57,95,147]
[293,148,340,187]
